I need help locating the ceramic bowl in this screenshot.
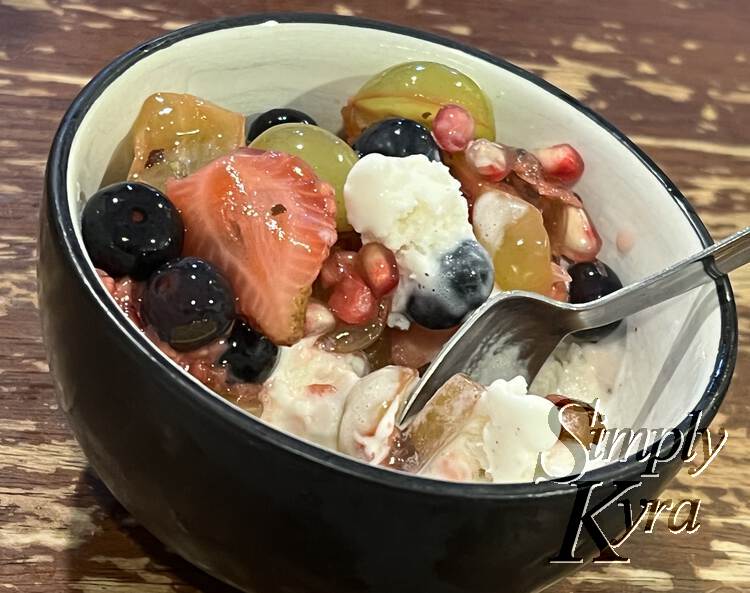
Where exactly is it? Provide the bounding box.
[39,13,736,593]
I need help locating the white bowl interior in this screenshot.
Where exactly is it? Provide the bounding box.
[65,21,723,460]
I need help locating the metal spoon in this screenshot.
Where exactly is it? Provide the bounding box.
[398,227,750,426]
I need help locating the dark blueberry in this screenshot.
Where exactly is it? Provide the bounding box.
[246,108,317,143]
[218,320,279,383]
[407,241,494,330]
[441,240,494,309]
[82,182,183,279]
[353,118,441,161]
[407,286,470,330]
[141,257,235,352]
[569,260,624,341]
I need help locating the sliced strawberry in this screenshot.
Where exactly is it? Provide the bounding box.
[357,242,398,298]
[432,104,475,153]
[320,250,358,289]
[533,144,584,186]
[167,148,337,345]
[328,274,377,325]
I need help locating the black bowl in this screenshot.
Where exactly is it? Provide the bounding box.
[38,13,737,593]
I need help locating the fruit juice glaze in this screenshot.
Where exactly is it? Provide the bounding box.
[83,61,626,484]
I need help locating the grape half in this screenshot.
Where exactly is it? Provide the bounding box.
[250,123,359,231]
[342,61,496,142]
[127,92,245,192]
[472,190,553,294]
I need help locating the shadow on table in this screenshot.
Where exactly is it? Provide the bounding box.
[63,467,239,592]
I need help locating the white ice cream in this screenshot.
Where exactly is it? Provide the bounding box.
[478,376,561,483]
[260,337,368,449]
[531,338,625,406]
[344,154,478,327]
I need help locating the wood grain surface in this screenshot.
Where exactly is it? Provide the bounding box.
[1,0,748,591]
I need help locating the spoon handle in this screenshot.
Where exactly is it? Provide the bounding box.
[578,227,750,331]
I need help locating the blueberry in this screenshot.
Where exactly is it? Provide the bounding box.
[246,108,317,143]
[141,257,235,352]
[407,287,469,330]
[82,182,183,280]
[218,320,279,383]
[441,240,494,309]
[569,260,623,341]
[353,118,441,161]
[407,240,494,330]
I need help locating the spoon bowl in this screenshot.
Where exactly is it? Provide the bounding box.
[399,227,750,425]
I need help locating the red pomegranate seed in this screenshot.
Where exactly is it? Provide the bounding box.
[559,205,601,262]
[328,274,377,325]
[96,268,116,294]
[320,250,358,289]
[444,151,503,214]
[533,144,584,186]
[548,262,571,302]
[544,202,602,263]
[357,242,399,298]
[432,104,475,153]
[464,138,516,181]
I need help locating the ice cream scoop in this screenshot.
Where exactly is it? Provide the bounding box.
[344,153,494,330]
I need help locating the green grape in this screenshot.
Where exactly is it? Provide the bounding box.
[127,92,245,192]
[342,61,496,143]
[250,123,358,231]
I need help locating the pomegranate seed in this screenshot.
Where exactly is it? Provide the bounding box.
[548,262,571,302]
[96,268,116,295]
[512,150,583,208]
[559,205,601,262]
[320,250,357,289]
[432,104,475,153]
[533,144,584,186]
[328,274,377,325]
[465,139,515,181]
[357,242,399,298]
[543,202,601,263]
[304,300,336,336]
[444,151,503,213]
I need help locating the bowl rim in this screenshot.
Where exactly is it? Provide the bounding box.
[45,12,737,500]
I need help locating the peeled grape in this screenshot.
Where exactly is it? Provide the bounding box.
[250,123,358,231]
[472,190,553,294]
[406,373,484,468]
[316,300,388,354]
[342,61,496,143]
[128,92,245,192]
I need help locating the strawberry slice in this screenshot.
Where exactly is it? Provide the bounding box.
[167,148,337,345]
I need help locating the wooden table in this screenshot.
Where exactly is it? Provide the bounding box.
[1,0,748,591]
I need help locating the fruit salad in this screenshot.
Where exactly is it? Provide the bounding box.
[82,62,625,483]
